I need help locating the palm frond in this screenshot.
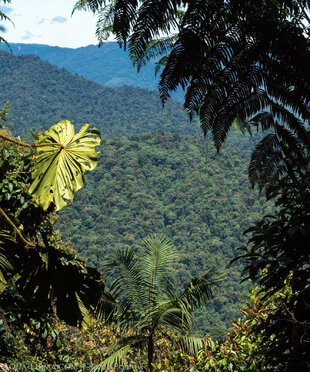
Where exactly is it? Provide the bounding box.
[179,268,217,311]
[139,234,177,307]
[91,344,131,371]
[72,0,105,14]
[249,125,308,192]
[175,335,203,355]
[113,0,139,47]
[128,0,181,59]
[76,292,91,330]
[95,288,117,324]
[0,239,12,272]
[0,255,12,293]
[106,246,146,315]
[140,297,193,334]
[95,4,115,45]
[133,35,177,72]
[249,134,280,190]
[0,239,13,294]
[92,334,146,371]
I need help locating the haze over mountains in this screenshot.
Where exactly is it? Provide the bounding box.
[0,42,183,96]
[0,51,193,137]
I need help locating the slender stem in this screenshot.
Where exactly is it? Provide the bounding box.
[0,132,32,147]
[147,333,154,372]
[5,171,30,175]
[0,132,64,148]
[0,206,35,247]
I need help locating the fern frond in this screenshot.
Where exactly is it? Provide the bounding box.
[91,344,131,371]
[105,247,147,315]
[249,134,280,189]
[179,268,217,311]
[139,234,177,307]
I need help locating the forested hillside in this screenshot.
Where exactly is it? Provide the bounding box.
[0,42,159,90]
[1,1,309,369]
[58,131,272,336]
[0,50,272,336]
[0,51,193,136]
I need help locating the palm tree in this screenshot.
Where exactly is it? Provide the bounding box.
[94,234,217,372]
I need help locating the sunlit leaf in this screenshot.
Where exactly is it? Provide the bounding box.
[28,120,101,211]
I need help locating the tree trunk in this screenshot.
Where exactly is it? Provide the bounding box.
[147,334,154,372]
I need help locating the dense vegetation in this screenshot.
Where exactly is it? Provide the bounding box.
[1,0,310,367]
[76,1,310,368]
[0,108,271,371]
[0,48,274,337]
[0,51,193,137]
[57,131,272,337]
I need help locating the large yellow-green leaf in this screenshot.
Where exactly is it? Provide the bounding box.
[28,120,101,211]
[0,233,13,294]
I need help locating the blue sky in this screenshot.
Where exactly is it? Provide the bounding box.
[0,0,99,47]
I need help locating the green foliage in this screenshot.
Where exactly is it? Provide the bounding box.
[96,233,216,371]
[0,129,47,241]
[76,0,310,194]
[58,131,273,335]
[236,134,310,369]
[193,286,272,371]
[0,233,106,326]
[29,120,101,211]
[0,118,107,327]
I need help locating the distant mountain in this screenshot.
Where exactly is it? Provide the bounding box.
[0,51,195,137]
[0,42,183,101]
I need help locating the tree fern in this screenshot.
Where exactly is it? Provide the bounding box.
[76,0,310,186]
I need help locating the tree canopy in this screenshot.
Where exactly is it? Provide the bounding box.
[75,0,310,168]
[0,118,107,327]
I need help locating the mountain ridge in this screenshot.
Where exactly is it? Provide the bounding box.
[0,42,183,101]
[0,50,195,137]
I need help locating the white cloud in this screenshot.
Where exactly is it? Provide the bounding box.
[51,16,67,24]
[21,30,35,40]
[4,0,99,47]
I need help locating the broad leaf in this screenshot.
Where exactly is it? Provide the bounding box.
[0,232,13,294]
[28,120,101,211]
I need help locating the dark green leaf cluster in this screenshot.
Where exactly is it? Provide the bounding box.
[1,233,106,326]
[0,283,61,362]
[0,138,47,239]
[237,135,310,370]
